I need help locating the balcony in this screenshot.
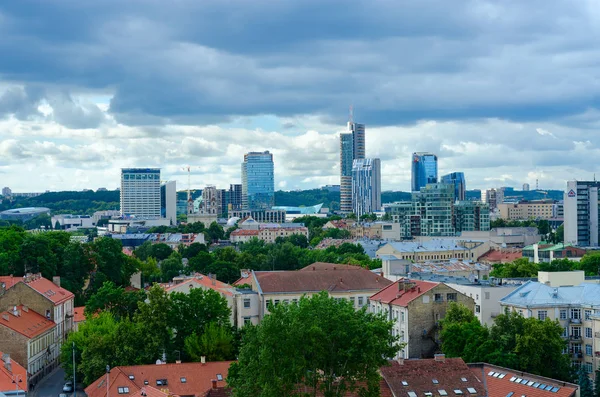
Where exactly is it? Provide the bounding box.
[569,318,582,324]
[573,352,583,359]
[570,335,583,342]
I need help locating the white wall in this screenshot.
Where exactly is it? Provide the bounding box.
[445,283,517,327]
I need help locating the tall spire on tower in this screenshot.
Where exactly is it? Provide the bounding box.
[349,104,353,123]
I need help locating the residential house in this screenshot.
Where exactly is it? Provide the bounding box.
[73,306,86,332]
[0,274,75,345]
[500,271,599,374]
[468,362,577,397]
[380,356,486,396]
[369,279,475,359]
[0,353,27,396]
[229,229,259,243]
[84,361,233,397]
[234,263,392,322]
[0,305,58,387]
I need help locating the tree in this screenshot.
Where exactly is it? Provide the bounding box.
[151,243,173,261]
[133,241,153,261]
[228,292,399,397]
[134,285,173,355]
[180,242,208,259]
[594,370,600,397]
[62,242,95,305]
[188,251,214,274]
[160,251,184,282]
[346,212,357,220]
[204,261,240,284]
[579,253,600,276]
[139,257,161,284]
[489,258,539,278]
[207,222,225,242]
[579,367,594,397]
[184,322,234,362]
[85,281,146,320]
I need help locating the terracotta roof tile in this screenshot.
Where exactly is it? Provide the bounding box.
[0,276,23,290]
[4,274,75,305]
[254,264,392,293]
[478,249,522,263]
[370,279,439,307]
[73,306,86,323]
[230,229,259,236]
[381,358,486,396]
[0,351,27,393]
[468,363,577,397]
[295,379,392,396]
[0,305,56,339]
[161,274,236,297]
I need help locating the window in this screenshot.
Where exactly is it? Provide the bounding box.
[447,293,457,302]
[586,344,593,356]
[432,379,439,384]
[243,299,251,308]
[585,362,593,374]
[350,297,355,306]
[217,374,223,381]
[156,379,168,386]
[438,390,448,396]
[358,297,364,306]
[467,388,477,394]
[560,309,567,320]
[434,294,443,302]
[585,309,592,320]
[292,299,298,304]
[283,299,290,304]
[401,311,405,322]
[572,327,582,338]
[571,308,581,320]
[180,377,187,383]
[538,310,547,320]
[461,378,467,382]
[563,327,568,337]
[475,305,481,314]
[586,327,593,339]
[484,292,490,300]
[144,380,148,385]
[454,390,463,395]
[118,387,130,394]
[243,317,251,325]
[408,392,417,397]
[274,300,280,305]
[128,375,135,380]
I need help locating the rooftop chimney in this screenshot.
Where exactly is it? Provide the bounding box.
[1,314,8,322]
[397,358,404,365]
[12,306,18,316]
[52,276,61,287]
[201,356,206,365]
[176,360,181,364]
[212,379,217,389]
[434,354,445,362]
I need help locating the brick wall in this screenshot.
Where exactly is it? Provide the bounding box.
[0,325,28,371]
[0,283,54,322]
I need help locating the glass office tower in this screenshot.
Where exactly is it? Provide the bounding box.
[411,152,438,192]
[340,121,366,213]
[441,172,466,201]
[242,151,275,210]
[351,158,381,218]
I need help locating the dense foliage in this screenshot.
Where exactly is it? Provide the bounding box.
[228,292,400,397]
[62,284,233,385]
[440,303,573,382]
[0,190,120,215]
[490,253,600,278]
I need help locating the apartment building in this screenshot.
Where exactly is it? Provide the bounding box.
[0,274,75,345]
[234,263,392,321]
[497,200,557,221]
[369,279,474,359]
[377,239,489,263]
[0,305,58,387]
[500,271,599,374]
[230,224,309,244]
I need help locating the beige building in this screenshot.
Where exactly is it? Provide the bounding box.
[230,225,309,244]
[497,200,557,221]
[234,263,392,321]
[369,279,475,359]
[377,239,489,263]
[500,271,600,375]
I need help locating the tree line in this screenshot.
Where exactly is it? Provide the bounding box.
[489,253,600,278]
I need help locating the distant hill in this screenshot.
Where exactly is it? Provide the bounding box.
[0,190,120,215]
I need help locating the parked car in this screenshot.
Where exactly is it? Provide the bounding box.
[62,381,74,393]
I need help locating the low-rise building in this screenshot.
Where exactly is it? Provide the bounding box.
[500,271,599,374]
[369,279,475,359]
[0,305,58,387]
[51,214,96,231]
[497,199,559,221]
[381,256,490,282]
[234,263,392,322]
[461,227,541,248]
[477,248,522,265]
[0,352,27,396]
[230,224,309,244]
[523,242,587,263]
[84,361,233,397]
[377,239,489,263]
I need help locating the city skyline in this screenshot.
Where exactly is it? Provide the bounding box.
[0,2,599,192]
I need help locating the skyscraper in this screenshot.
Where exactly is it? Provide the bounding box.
[411,152,438,192]
[351,158,381,218]
[564,180,600,247]
[222,183,243,215]
[441,172,466,201]
[340,121,366,213]
[242,151,275,210]
[160,180,177,225]
[120,168,161,219]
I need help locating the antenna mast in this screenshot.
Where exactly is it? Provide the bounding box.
[184,166,193,215]
[349,104,354,123]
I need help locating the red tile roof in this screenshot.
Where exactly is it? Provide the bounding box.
[381,357,486,396]
[295,379,393,396]
[369,279,439,307]
[2,273,75,305]
[160,274,236,297]
[0,276,23,290]
[230,229,259,236]
[0,305,56,339]
[254,264,392,293]
[73,306,86,323]
[0,352,27,393]
[477,249,522,263]
[468,363,577,397]
[299,263,364,271]
[85,361,233,397]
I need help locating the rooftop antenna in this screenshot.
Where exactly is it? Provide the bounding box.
[183,166,193,215]
[349,104,354,123]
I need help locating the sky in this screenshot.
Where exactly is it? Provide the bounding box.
[1,0,599,193]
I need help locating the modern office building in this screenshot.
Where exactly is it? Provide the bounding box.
[415,183,455,236]
[340,121,366,213]
[351,158,381,218]
[564,180,600,247]
[223,183,243,213]
[441,172,466,201]
[411,152,438,192]
[241,151,274,210]
[454,200,490,233]
[160,180,177,225]
[120,168,161,219]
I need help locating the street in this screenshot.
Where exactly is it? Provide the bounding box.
[30,367,87,397]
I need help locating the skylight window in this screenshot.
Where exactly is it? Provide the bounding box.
[551,387,560,393]
[128,375,134,380]
[532,383,540,388]
[509,377,517,382]
[515,378,522,383]
[433,379,439,384]
[425,393,433,396]
[408,392,417,397]
[118,387,130,394]
[180,377,186,383]
[520,379,528,384]
[217,374,223,381]
[461,378,467,382]
[545,385,554,391]
[402,381,408,386]
[488,371,495,376]
[439,390,448,396]
[467,388,477,394]
[499,374,506,379]
[143,380,148,385]
[454,390,463,395]
[539,384,547,389]
[493,373,501,378]
[506,393,514,397]
[527,381,534,386]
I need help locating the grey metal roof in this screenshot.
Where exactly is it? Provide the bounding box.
[383,239,484,253]
[500,281,600,308]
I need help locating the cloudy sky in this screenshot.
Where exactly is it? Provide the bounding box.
[1,0,599,193]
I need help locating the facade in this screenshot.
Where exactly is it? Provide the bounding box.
[0,305,58,387]
[340,121,366,213]
[523,183,530,191]
[120,168,161,219]
[462,227,541,248]
[483,188,505,211]
[522,243,587,263]
[1,187,11,198]
[351,158,381,217]
[369,279,475,358]
[381,257,490,281]
[0,352,28,396]
[221,184,243,213]
[411,152,438,192]
[228,209,286,223]
[441,172,466,201]
[415,184,455,236]
[85,361,232,397]
[500,271,600,374]
[234,263,392,322]
[241,151,274,210]
[564,180,600,247]
[377,240,489,263]
[453,201,490,233]
[51,214,95,230]
[160,180,177,225]
[497,200,557,221]
[445,282,519,326]
[199,186,223,217]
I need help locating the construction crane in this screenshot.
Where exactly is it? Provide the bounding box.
[183,166,194,215]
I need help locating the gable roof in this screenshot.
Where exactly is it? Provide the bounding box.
[2,274,74,305]
[0,276,22,290]
[230,229,259,236]
[500,280,600,307]
[0,352,27,394]
[468,363,577,397]
[477,249,522,263]
[381,358,486,397]
[0,305,56,339]
[85,361,233,397]
[370,279,439,307]
[160,274,236,297]
[253,264,392,294]
[73,306,86,323]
